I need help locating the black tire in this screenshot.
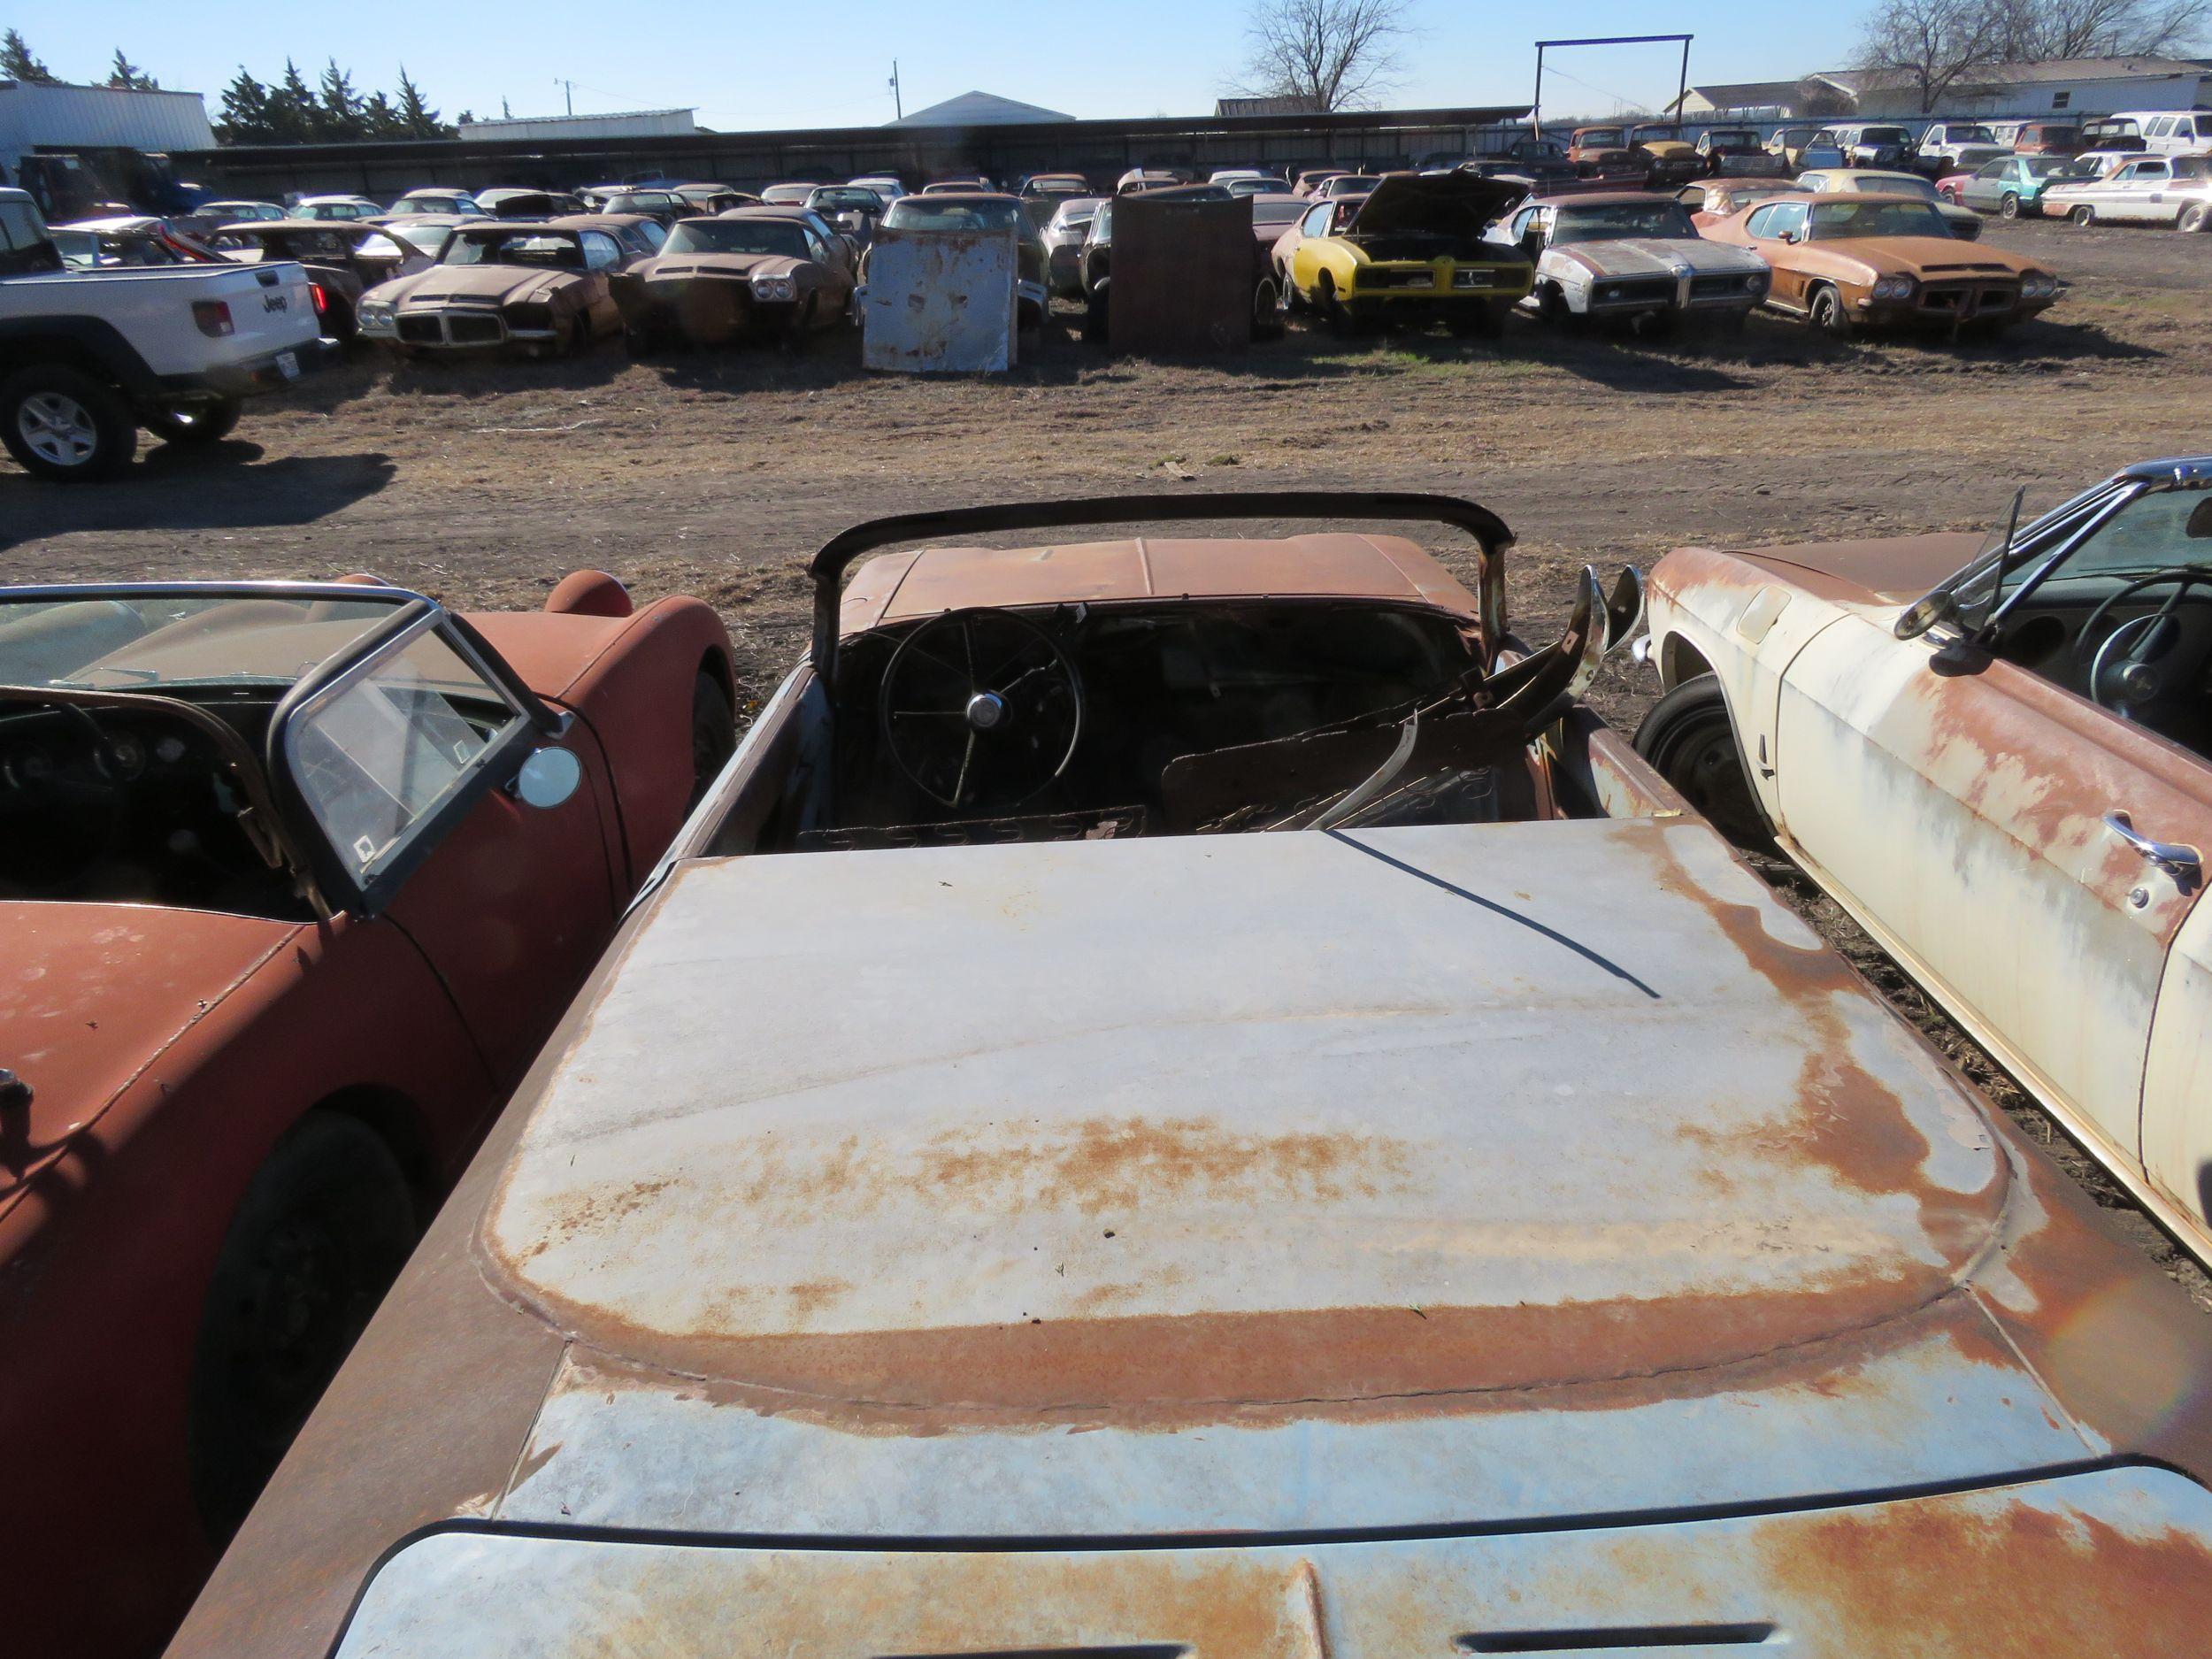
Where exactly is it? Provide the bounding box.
[0,363,136,482]
[142,396,243,446]
[2070,204,2095,227]
[2181,203,2209,234]
[1999,191,2020,220]
[1633,674,1774,851]
[1082,287,1110,342]
[1319,273,1355,335]
[1251,277,1285,341]
[1282,269,1310,315]
[1809,285,1853,339]
[690,668,737,806]
[187,1112,417,1537]
[1537,283,1575,329]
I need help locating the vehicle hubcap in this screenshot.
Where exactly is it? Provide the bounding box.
[18,392,97,467]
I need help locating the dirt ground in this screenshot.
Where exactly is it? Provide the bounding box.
[9,213,2212,1303]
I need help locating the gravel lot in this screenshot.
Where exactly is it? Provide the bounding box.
[9,212,2211,1302]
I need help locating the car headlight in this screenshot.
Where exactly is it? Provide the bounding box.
[751,274,797,301]
[2021,272,2055,297]
[358,299,395,324]
[1744,270,1769,292]
[1595,281,1623,302]
[1871,274,1916,300]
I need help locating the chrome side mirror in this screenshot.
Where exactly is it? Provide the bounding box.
[1893,588,1960,641]
[513,746,582,810]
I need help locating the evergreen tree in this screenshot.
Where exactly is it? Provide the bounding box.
[360,90,403,139]
[316,57,360,141]
[105,49,157,89]
[270,58,316,143]
[0,27,58,83]
[394,66,442,138]
[216,65,273,142]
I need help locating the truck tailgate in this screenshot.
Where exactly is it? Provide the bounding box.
[0,260,320,378]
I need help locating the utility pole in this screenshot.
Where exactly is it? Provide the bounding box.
[888,59,902,120]
[555,77,574,116]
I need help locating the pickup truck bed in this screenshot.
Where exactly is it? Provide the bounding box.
[0,188,335,480]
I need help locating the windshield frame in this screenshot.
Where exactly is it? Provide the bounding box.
[440,228,588,268]
[1806,198,1953,240]
[664,219,812,259]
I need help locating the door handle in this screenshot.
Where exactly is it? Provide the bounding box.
[2104,811,2202,881]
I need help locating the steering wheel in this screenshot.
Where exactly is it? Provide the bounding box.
[0,703,130,887]
[2075,568,2212,716]
[877,608,1084,812]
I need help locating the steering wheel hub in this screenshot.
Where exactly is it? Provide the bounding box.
[964,690,1008,732]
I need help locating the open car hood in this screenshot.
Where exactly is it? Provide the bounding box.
[1348,172,1527,239]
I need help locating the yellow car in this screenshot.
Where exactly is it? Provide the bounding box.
[1278,173,1532,335]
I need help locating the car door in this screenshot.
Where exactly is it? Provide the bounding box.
[803,226,851,311]
[578,229,624,333]
[2132,157,2178,222]
[1742,201,1809,307]
[277,611,618,1088]
[1774,489,2212,1189]
[1290,202,1333,292]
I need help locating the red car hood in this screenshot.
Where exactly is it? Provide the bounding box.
[630,252,803,280]
[1,902,297,1199]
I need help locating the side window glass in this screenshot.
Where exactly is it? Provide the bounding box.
[285,626,526,888]
[1745,204,1778,237]
[581,232,619,269]
[1302,204,1331,236]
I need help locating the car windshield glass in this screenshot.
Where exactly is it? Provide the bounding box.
[1252,199,1304,226]
[1862,128,1911,143]
[1708,130,1755,145]
[1332,176,1380,192]
[1579,129,1625,147]
[667,219,810,257]
[444,231,583,268]
[2032,157,2083,178]
[1554,201,1698,241]
[2176,157,2209,180]
[392,223,456,257]
[883,199,1025,234]
[1860,174,1937,199]
[809,189,880,211]
[2044,488,2212,588]
[1951,126,1996,142]
[1808,199,1949,239]
[0,594,406,691]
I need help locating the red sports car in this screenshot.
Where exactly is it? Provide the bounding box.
[0,571,733,1659]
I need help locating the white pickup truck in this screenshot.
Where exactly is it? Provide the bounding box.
[0,187,334,480]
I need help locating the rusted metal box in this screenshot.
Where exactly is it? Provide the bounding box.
[861,227,1018,373]
[1109,193,1251,356]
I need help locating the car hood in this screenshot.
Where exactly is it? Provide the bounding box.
[382,265,580,306]
[0,902,296,1200]
[628,251,801,281]
[1348,172,1525,238]
[1721,529,1989,605]
[1801,235,2032,278]
[1549,237,1767,278]
[467,817,2091,1540]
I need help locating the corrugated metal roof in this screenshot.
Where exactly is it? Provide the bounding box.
[892,90,1075,127]
[0,81,215,157]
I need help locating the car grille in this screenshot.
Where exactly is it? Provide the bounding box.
[1689,274,1748,297]
[1361,267,1437,290]
[1917,280,2019,317]
[1593,277,1676,305]
[1451,268,1503,289]
[396,315,442,344]
[449,313,505,344]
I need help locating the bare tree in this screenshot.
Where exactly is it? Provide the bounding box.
[1235,0,1414,112]
[1857,0,2010,111]
[1994,0,2209,58]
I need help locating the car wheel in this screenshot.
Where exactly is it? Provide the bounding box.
[0,364,137,482]
[1809,285,1853,339]
[2071,204,2095,227]
[1318,273,1355,335]
[1251,277,1285,341]
[1283,271,1310,315]
[690,669,737,806]
[142,396,243,447]
[2181,203,2209,234]
[624,321,657,357]
[1632,674,1775,852]
[1537,283,1575,329]
[187,1112,417,1538]
[1999,191,2019,219]
[783,297,817,353]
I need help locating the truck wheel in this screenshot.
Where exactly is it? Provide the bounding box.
[0,365,136,482]
[1809,285,1853,339]
[1999,191,2020,219]
[142,397,243,447]
[1633,674,1774,852]
[187,1111,417,1537]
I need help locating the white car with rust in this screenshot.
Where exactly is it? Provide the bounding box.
[1490,190,1770,330]
[1640,455,2212,1270]
[170,493,2212,1659]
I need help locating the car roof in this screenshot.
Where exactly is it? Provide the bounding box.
[711,205,813,221]
[1525,190,1675,208]
[840,534,1480,632]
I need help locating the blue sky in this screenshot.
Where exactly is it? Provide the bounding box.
[45,3,1862,132]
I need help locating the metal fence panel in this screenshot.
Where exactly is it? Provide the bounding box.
[862,227,1018,373]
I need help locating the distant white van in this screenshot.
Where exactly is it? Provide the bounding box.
[2101,109,2212,156]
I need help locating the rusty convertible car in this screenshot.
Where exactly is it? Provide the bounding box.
[610,208,857,351]
[2,574,735,1659]
[1491,192,1770,332]
[169,491,2212,1659]
[356,216,660,357]
[1703,193,2062,337]
[1640,455,2212,1275]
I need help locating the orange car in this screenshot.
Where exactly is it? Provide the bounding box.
[1702,190,2063,336]
[0,573,733,1659]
